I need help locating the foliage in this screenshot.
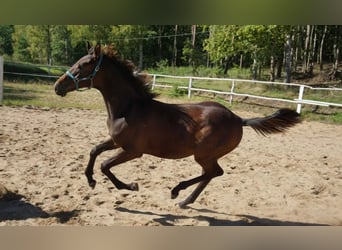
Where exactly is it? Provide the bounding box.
[203,25,292,79]
[12,26,31,62]
[1,25,342,82]
[0,25,14,55]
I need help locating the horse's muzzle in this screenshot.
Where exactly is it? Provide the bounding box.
[54,82,67,97]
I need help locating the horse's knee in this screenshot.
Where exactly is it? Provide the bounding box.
[100,162,109,173]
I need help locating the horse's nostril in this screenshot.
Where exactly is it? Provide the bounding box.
[55,84,60,94]
[54,83,66,96]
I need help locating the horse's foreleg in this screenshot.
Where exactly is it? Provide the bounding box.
[101,148,142,191]
[85,138,117,188]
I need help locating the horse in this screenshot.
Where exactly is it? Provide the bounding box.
[54,43,301,208]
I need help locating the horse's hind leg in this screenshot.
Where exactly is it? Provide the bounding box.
[172,159,224,208]
[101,148,142,191]
[85,138,117,188]
[178,178,212,208]
[171,174,207,200]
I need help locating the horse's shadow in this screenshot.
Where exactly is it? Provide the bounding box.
[115,206,328,226]
[0,191,79,223]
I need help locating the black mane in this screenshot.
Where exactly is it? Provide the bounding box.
[101,45,157,99]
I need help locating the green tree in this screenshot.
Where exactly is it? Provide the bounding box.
[12,26,31,62]
[110,25,157,70]
[13,25,73,64]
[204,25,249,76]
[67,25,90,60]
[51,25,72,65]
[181,25,208,75]
[17,25,55,64]
[204,25,292,80]
[0,25,14,56]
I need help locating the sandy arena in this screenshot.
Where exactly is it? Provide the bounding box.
[0,105,342,225]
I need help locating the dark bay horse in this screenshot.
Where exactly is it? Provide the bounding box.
[54,43,301,208]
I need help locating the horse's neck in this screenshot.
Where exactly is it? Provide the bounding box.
[99,83,138,120]
[103,96,128,120]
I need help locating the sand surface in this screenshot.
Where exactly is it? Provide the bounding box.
[1,105,342,226]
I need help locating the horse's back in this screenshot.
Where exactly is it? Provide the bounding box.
[196,101,229,109]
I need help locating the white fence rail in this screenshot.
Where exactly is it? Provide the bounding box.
[1,64,342,113]
[149,74,342,114]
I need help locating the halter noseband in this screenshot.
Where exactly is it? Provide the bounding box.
[65,54,103,91]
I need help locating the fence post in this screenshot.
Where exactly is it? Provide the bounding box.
[151,74,156,90]
[188,77,193,99]
[296,85,305,114]
[0,56,3,104]
[229,80,235,105]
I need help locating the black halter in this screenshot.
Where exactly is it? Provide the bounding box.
[65,54,103,91]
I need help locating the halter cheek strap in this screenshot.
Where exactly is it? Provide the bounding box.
[66,54,103,91]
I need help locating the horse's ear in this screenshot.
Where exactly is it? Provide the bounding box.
[87,41,91,51]
[94,43,101,58]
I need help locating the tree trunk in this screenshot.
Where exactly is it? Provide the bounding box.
[276,59,283,79]
[307,25,315,75]
[294,47,298,72]
[334,46,340,71]
[332,25,341,73]
[327,26,341,80]
[293,26,301,72]
[270,56,276,81]
[138,42,143,71]
[223,57,230,77]
[206,52,210,68]
[285,35,292,83]
[46,25,52,65]
[319,25,327,71]
[239,54,243,69]
[191,25,196,69]
[252,58,257,80]
[157,25,163,62]
[303,25,311,73]
[172,25,178,67]
[65,39,68,62]
[312,25,317,65]
[191,25,196,47]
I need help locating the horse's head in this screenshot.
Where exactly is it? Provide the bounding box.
[54,42,103,97]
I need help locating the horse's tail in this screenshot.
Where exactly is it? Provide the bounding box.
[242,108,301,136]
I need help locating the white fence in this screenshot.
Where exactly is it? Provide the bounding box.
[1,62,342,113]
[149,74,342,114]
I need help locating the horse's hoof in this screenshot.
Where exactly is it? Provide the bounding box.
[89,180,96,189]
[171,189,179,199]
[178,201,190,209]
[130,183,139,191]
